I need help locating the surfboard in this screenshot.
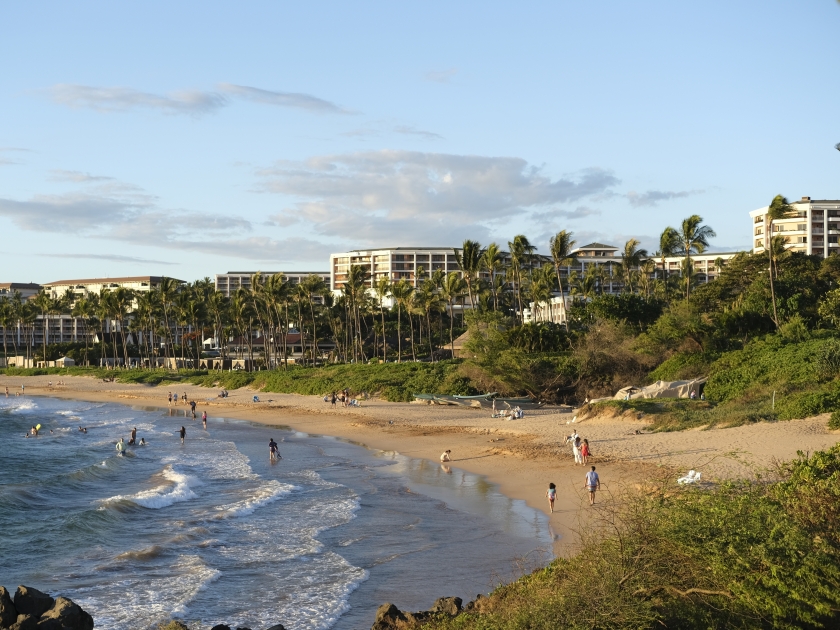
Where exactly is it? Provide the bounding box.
[35,424,41,431]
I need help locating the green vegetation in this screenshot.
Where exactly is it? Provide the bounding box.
[419,445,840,630]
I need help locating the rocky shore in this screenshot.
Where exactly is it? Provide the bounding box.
[0,586,93,630]
[371,595,488,629]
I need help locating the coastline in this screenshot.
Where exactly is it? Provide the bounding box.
[3,373,838,559]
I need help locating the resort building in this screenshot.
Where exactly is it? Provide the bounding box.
[43,276,182,302]
[0,282,41,299]
[751,196,840,258]
[215,271,330,298]
[329,248,463,292]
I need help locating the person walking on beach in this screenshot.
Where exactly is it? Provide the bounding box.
[4,386,8,397]
[580,439,590,464]
[331,392,337,407]
[440,449,452,462]
[179,426,186,444]
[573,436,583,464]
[269,438,280,461]
[202,411,207,429]
[584,466,600,505]
[168,392,172,406]
[190,400,196,418]
[546,482,557,513]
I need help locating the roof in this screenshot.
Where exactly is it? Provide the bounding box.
[220,271,329,276]
[0,282,42,290]
[44,276,184,286]
[333,247,459,255]
[575,242,618,251]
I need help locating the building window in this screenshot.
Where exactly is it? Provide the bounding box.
[797,224,807,231]
[754,227,763,235]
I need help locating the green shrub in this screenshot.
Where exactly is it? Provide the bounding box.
[830,411,840,430]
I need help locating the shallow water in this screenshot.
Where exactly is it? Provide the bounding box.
[0,396,552,630]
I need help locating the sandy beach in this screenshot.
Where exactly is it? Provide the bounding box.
[3,373,838,557]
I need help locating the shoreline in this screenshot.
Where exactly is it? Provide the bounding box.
[3,373,839,558]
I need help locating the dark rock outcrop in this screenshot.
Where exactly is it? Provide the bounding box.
[0,588,16,628]
[264,625,286,630]
[12,588,54,619]
[210,625,231,630]
[371,603,407,630]
[8,614,37,630]
[39,597,93,630]
[430,597,462,616]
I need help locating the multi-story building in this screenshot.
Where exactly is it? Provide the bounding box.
[215,271,330,298]
[330,248,464,292]
[751,196,840,258]
[43,276,181,302]
[0,282,41,299]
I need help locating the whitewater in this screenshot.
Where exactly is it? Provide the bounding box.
[0,396,551,630]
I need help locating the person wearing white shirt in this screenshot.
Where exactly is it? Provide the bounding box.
[584,466,600,505]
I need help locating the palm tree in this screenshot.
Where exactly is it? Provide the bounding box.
[455,240,483,310]
[303,275,327,363]
[668,215,716,300]
[439,272,466,356]
[619,238,648,293]
[390,279,414,362]
[32,289,54,362]
[658,227,680,281]
[639,259,656,297]
[549,230,576,325]
[766,195,793,327]
[481,243,504,311]
[0,297,11,362]
[373,277,391,362]
[508,235,535,323]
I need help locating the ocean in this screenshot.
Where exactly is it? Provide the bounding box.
[0,396,553,630]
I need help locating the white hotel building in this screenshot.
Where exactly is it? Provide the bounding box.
[751,196,840,257]
[215,271,331,298]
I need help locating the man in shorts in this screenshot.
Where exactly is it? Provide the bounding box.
[584,466,600,505]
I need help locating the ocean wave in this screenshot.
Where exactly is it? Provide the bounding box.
[102,466,201,510]
[215,480,296,518]
[4,400,37,414]
[115,544,165,561]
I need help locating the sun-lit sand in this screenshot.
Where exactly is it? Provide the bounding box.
[3,373,838,557]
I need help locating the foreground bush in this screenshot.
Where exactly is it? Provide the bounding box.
[419,446,840,630]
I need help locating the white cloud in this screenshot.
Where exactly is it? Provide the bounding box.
[255,150,619,247]
[393,125,443,140]
[47,83,352,117]
[43,253,177,265]
[49,169,116,183]
[49,84,228,116]
[425,68,458,83]
[218,83,350,114]
[626,189,704,207]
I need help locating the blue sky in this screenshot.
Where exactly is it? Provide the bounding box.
[1,1,838,283]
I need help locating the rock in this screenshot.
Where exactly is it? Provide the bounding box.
[463,594,488,613]
[34,619,62,630]
[13,588,54,619]
[166,623,190,630]
[9,614,38,630]
[264,625,286,630]
[371,603,406,630]
[39,597,93,630]
[430,597,462,616]
[0,587,17,628]
[210,625,231,630]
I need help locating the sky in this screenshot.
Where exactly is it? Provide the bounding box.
[1,1,839,284]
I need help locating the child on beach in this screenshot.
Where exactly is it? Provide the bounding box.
[546,482,556,513]
[440,450,452,462]
[581,439,590,464]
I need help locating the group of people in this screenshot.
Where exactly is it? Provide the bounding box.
[6,385,26,397]
[116,427,148,455]
[546,467,601,511]
[564,431,591,465]
[327,389,362,408]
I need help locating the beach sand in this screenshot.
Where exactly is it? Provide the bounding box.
[3,373,838,557]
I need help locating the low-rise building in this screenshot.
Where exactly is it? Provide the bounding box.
[0,282,41,299]
[215,271,330,300]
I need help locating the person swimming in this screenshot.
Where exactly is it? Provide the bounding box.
[139,438,146,446]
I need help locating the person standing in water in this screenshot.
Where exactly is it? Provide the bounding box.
[129,427,137,445]
[546,482,557,513]
[202,411,207,429]
[116,438,126,455]
[269,438,280,461]
[179,426,186,444]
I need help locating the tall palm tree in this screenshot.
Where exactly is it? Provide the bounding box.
[303,274,327,363]
[0,297,11,362]
[390,279,414,362]
[439,272,466,356]
[455,240,483,310]
[32,289,54,362]
[639,259,656,298]
[481,243,504,312]
[549,230,576,325]
[508,235,535,323]
[619,238,648,293]
[766,195,793,327]
[668,215,716,300]
[373,277,391,362]
[658,227,680,281]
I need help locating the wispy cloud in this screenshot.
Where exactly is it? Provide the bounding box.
[218,83,351,114]
[626,189,704,207]
[257,150,619,247]
[43,253,177,265]
[48,84,228,116]
[425,68,458,83]
[49,169,115,183]
[47,83,352,117]
[394,125,443,140]
[0,147,30,166]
